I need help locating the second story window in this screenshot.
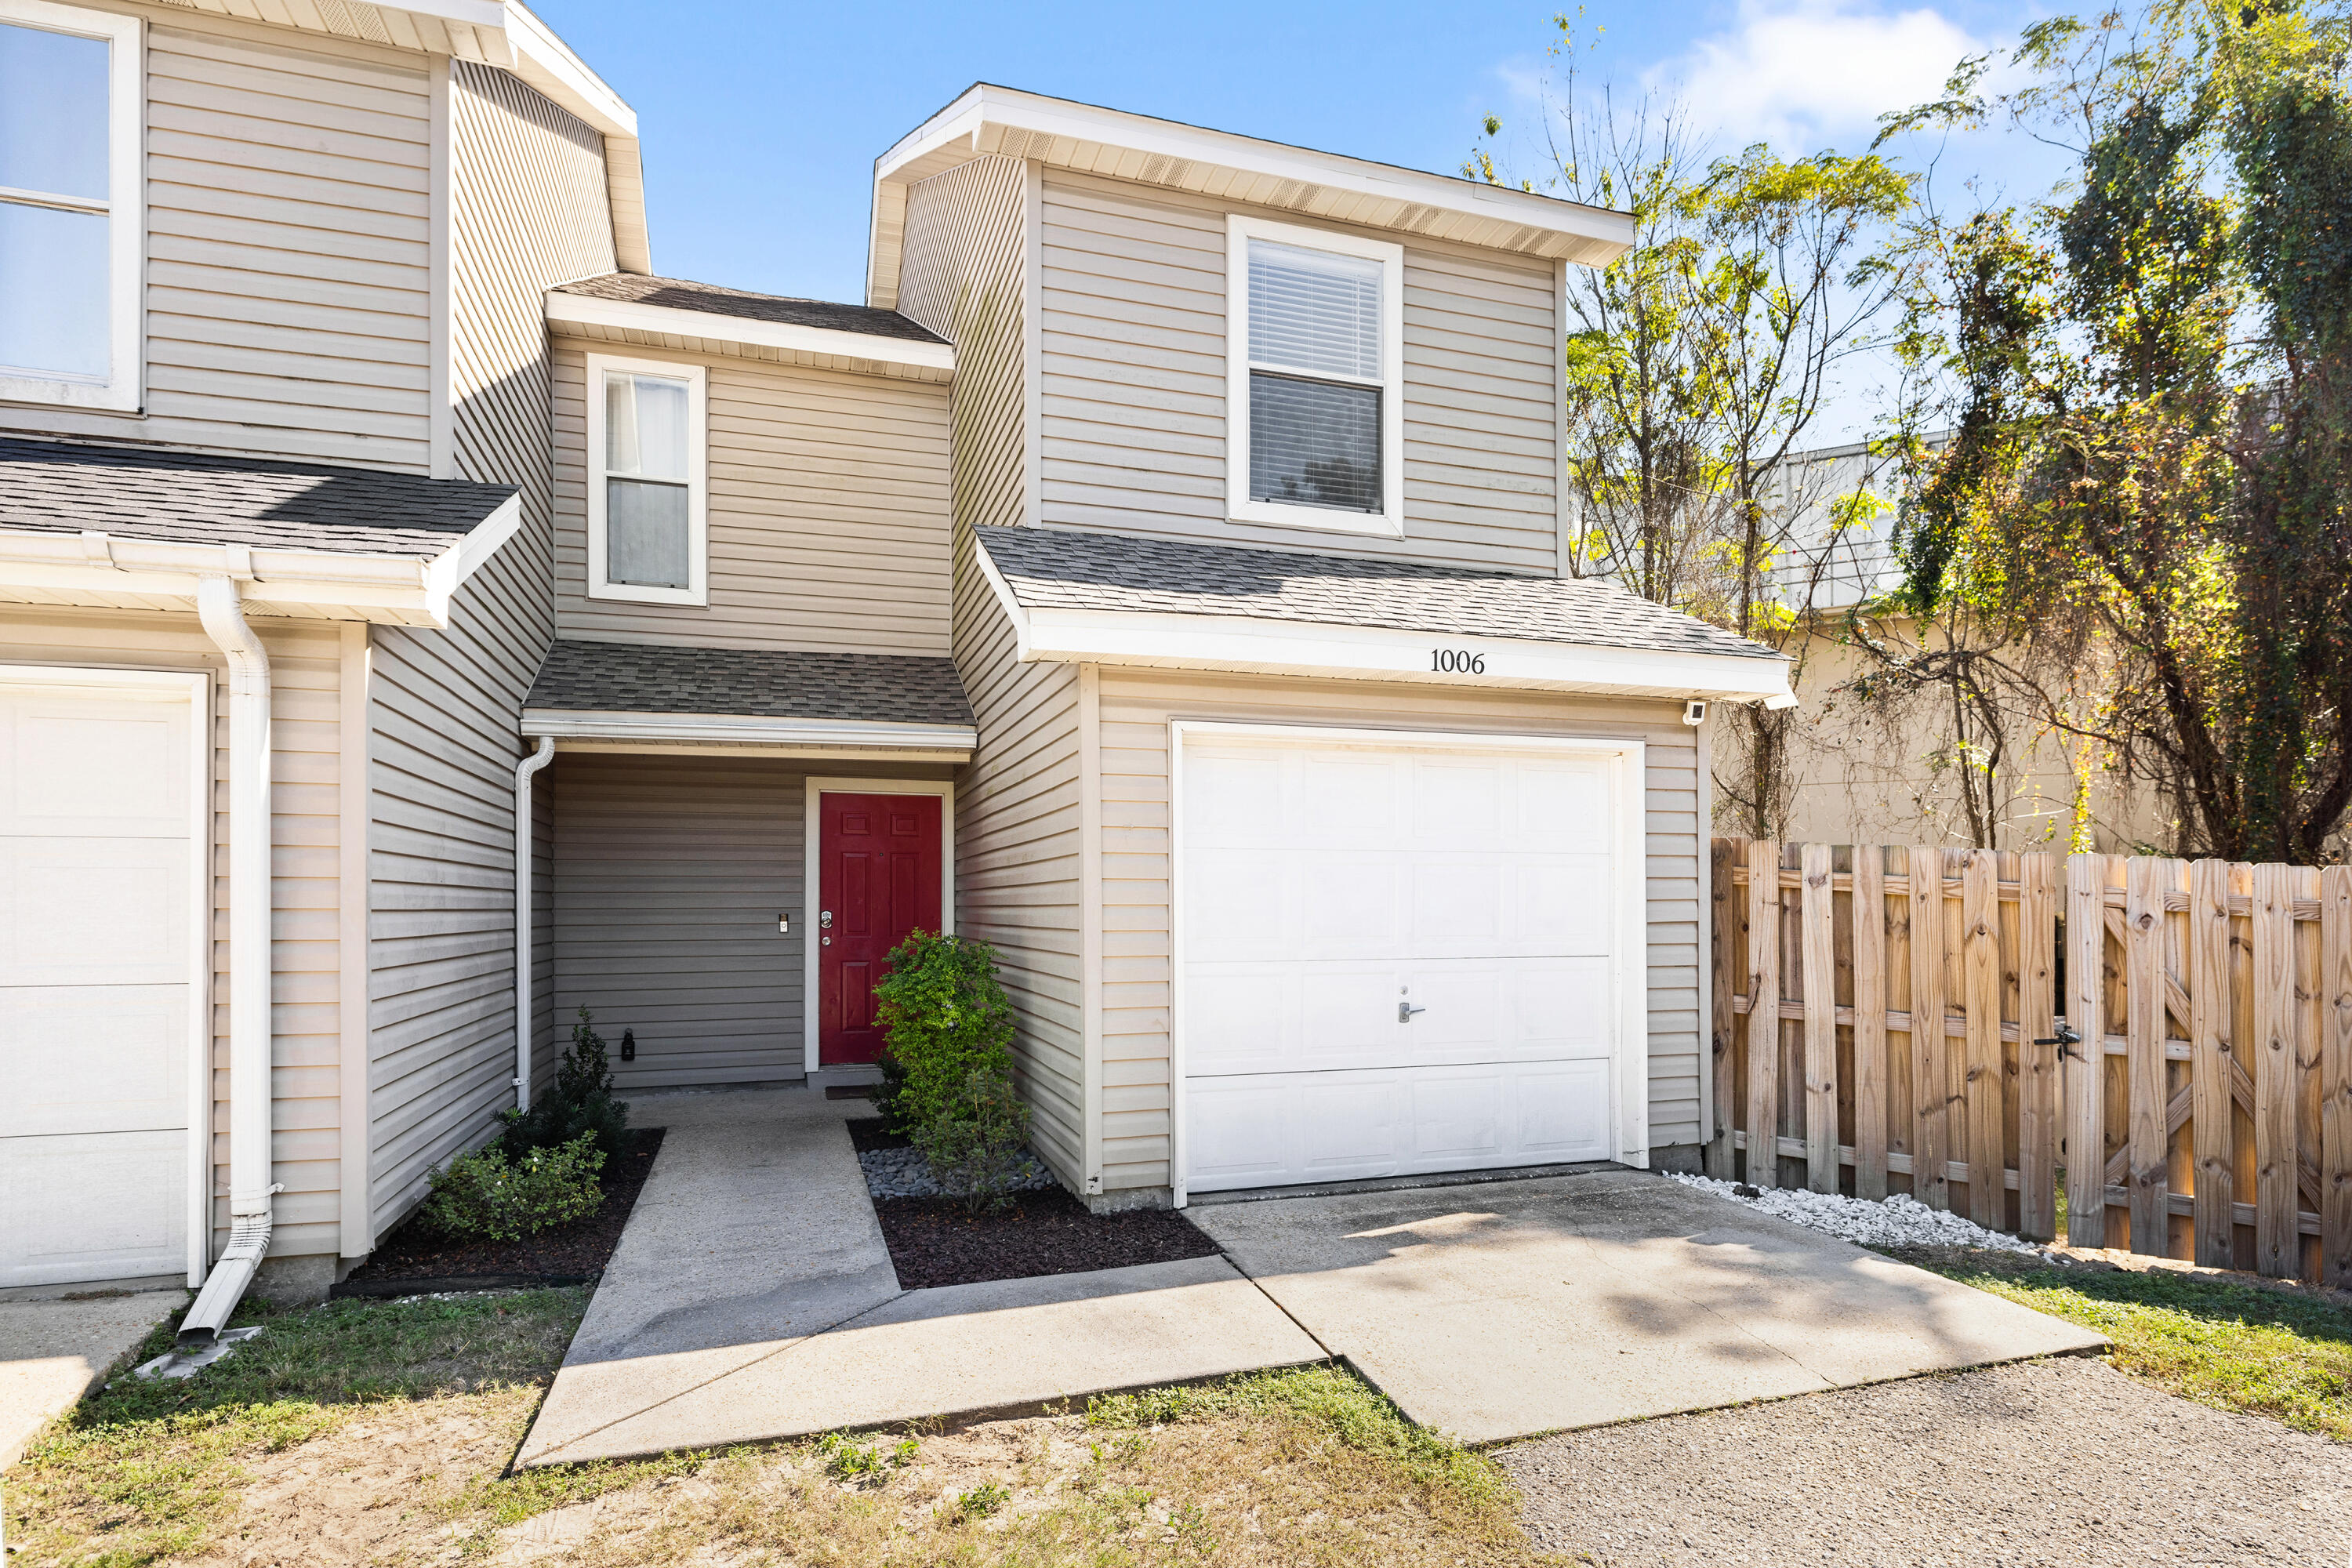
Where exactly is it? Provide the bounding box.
[0,0,140,412]
[1225,215,1403,535]
[586,353,707,606]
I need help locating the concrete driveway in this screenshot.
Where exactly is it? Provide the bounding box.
[2,1288,185,1468]
[1186,1171,2107,1443]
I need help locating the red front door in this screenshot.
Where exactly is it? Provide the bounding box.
[818,791,944,1065]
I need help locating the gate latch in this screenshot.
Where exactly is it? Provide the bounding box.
[2032,1021,2084,1062]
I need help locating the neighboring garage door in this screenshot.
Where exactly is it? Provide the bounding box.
[1179,729,1635,1195]
[0,673,200,1288]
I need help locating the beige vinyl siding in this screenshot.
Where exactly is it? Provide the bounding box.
[550,349,955,652]
[1091,671,1703,1193]
[0,607,350,1261]
[951,537,1085,1180]
[365,64,609,1236]
[549,753,803,1090]
[10,16,433,469]
[898,154,1029,535]
[1037,172,1563,574]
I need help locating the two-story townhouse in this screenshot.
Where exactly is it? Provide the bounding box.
[510,86,1797,1221]
[0,0,637,1327]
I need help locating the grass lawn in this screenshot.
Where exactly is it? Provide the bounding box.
[6,1288,1549,1567]
[1907,1251,2352,1442]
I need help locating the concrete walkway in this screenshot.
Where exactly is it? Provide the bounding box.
[1187,1171,2108,1443]
[2,1288,184,1468]
[516,1088,1319,1467]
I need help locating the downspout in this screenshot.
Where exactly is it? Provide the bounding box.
[514,735,555,1111]
[181,574,275,1345]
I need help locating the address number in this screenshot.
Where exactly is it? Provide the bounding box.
[1431,649,1486,673]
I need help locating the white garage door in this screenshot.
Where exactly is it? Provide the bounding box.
[1180,731,1635,1195]
[0,674,199,1288]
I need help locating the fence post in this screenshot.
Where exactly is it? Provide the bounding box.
[1745,839,1782,1189]
[2018,855,2058,1240]
[1962,850,2003,1229]
[2190,858,2235,1268]
[1853,848,1889,1202]
[2125,857,2172,1255]
[1708,840,1737,1180]
[1801,844,1838,1193]
[1909,846,1950,1210]
[2322,864,2351,1289]
[2065,854,2107,1247]
[2252,863,2299,1277]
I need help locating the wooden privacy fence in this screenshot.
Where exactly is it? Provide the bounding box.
[1707,840,2352,1285]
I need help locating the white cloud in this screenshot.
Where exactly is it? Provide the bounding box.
[1646,0,1986,151]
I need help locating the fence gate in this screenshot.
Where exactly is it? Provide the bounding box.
[1707,840,2352,1286]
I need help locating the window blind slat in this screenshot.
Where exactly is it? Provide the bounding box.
[1248,371,1380,513]
[1247,239,1381,381]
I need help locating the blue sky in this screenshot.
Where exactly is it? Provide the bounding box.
[538,0,2070,309]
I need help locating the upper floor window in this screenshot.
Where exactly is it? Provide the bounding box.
[586,352,707,605]
[0,0,140,412]
[1225,214,1403,535]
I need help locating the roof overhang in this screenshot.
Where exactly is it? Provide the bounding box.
[974,550,1794,706]
[868,84,1635,310]
[0,495,522,626]
[164,0,650,274]
[521,706,977,762]
[546,292,955,381]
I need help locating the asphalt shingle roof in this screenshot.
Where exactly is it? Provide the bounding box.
[552,274,945,344]
[0,437,516,557]
[977,527,1781,659]
[524,640,975,728]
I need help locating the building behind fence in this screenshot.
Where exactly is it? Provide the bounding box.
[1707,840,2352,1287]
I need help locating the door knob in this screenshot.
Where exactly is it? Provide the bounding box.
[1399,1002,1427,1022]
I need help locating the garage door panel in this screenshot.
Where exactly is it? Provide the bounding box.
[1297,860,1403,949]
[1186,752,1286,845]
[1299,755,1396,843]
[1406,1069,1507,1161]
[1186,967,1297,1076]
[1298,1075,1406,1174]
[1,985,188,1137]
[1515,1061,1613,1160]
[0,689,193,839]
[1188,956,1610,1074]
[0,837,189,986]
[0,1130,187,1287]
[1185,1080,1294,1189]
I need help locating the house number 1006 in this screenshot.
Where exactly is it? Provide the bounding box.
[1431,649,1486,673]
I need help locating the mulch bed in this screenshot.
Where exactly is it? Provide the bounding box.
[872,1187,1224,1290]
[333,1126,666,1297]
[846,1117,911,1154]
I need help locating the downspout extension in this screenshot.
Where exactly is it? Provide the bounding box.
[183,574,276,1347]
[514,735,555,1112]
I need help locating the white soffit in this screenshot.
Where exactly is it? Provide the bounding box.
[546,292,956,380]
[522,708,978,758]
[867,84,1635,309]
[162,0,649,274]
[0,499,521,629]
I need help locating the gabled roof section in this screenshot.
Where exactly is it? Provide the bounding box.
[973,526,1792,706]
[548,275,955,381]
[868,84,1634,310]
[0,438,522,626]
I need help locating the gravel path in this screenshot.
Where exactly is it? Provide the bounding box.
[858,1144,1057,1200]
[1665,1171,2048,1256]
[1502,1358,2352,1566]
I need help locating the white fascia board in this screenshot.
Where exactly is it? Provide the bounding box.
[0,514,520,628]
[499,0,636,137]
[521,708,981,751]
[546,291,954,374]
[877,84,1634,256]
[1011,604,1797,704]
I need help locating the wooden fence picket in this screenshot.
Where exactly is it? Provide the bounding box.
[1708,837,2346,1283]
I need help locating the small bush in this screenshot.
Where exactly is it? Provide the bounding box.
[423,1133,605,1243]
[872,931,1016,1135]
[813,1431,916,1486]
[949,1479,1010,1520]
[501,1006,630,1164]
[913,1069,1038,1210]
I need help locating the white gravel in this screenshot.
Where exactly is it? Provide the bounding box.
[1667,1171,2053,1255]
[858,1144,1058,1200]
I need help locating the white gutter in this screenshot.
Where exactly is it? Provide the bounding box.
[0,504,521,627]
[513,735,555,1112]
[181,575,276,1345]
[545,292,954,377]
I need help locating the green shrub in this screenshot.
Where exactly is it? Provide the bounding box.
[872,931,1016,1134]
[913,1069,1040,1210]
[423,1132,605,1243]
[500,1006,630,1163]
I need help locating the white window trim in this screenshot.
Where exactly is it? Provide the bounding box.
[800,777,956,1077]
[0,0,143,413]
[583,350,709,606]
[1225,213,1404,537]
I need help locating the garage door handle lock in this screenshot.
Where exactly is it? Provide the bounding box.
[1399,1002,1427,1022]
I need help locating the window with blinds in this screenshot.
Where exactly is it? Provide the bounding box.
[587,354,707,604]
[1228,218,1402,532]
